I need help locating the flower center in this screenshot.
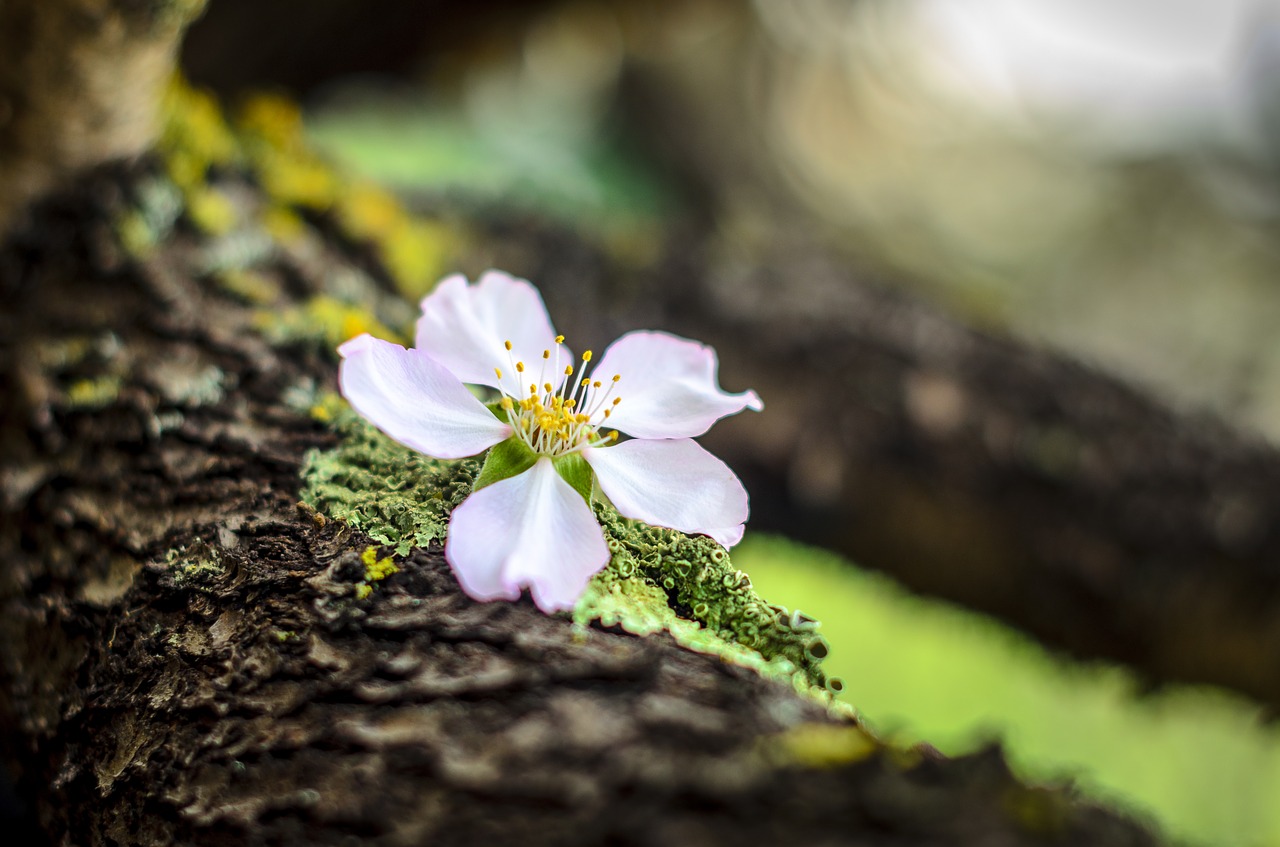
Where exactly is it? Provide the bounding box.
[493,336,620,457]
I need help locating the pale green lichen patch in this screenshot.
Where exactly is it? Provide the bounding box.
[299,404,834,695]
[164,541,226,587]
[299,410,480,557]
[580,506,833,695]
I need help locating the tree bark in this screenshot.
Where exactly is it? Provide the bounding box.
[0,160,1162,845]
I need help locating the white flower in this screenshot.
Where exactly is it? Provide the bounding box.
[338,270,763,612]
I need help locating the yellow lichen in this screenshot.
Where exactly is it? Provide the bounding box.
[334,182,454,299]
[257,295,403,351]
[159,77,239,191]
[185,186,238,236]
[215,268,282,306]
[361,545,399,582]
[65,376,124,409]
[761,723,879,769]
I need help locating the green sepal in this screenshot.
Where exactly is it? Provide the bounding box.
[473,436,537,492]
[553,452,594,505]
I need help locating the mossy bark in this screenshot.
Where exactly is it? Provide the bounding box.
[0,153,1164,846]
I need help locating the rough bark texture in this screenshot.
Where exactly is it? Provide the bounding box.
[0,0,206,233]
[0,162,1163,845]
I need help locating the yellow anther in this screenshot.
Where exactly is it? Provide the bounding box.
[500,397,513,410]
[555,335,565,344]
[612,374,621,383]
[504,340,513,351]
[530,384,537,394]
[582,350,593,362]
[544,382,553,393]
[612,397,621,405]
[564,365,573,376]
[603,408,612,418]
[609,430,619,441]
[494,367,503,380]
[516,362,525,373]
[543,349,550,359]
[581,378,590,387]
[593,380,602,389]
[565,398,576,408]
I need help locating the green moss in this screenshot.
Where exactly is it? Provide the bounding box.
[299,410,481,556]
[578,506,834,695]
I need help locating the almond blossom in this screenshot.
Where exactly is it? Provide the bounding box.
[338,270,762,612]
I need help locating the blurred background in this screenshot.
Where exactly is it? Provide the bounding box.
[182,1,1280,844]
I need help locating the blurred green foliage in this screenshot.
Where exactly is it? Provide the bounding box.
[307,95,673,237]
[737,535,1280,847]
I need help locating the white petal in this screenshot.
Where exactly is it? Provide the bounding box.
[415,270,567,391]
[339,334,511,459]
[583,438,749,546]
[445,458,610,612]
[591,331,762,439]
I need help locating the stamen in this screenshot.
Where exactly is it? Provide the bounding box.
[504,340,513,351]
[555,335,565,344]
[543,350,550,359]
[516,362,525,373]
[494,367,503,380]
[582,350,593,362]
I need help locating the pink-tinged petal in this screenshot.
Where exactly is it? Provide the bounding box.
[339,334,511,459]
[707,524,745,549]
[583,438,749,547]
[591,331,762,439]
[445,458,609,612]
[415,270,567,391]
